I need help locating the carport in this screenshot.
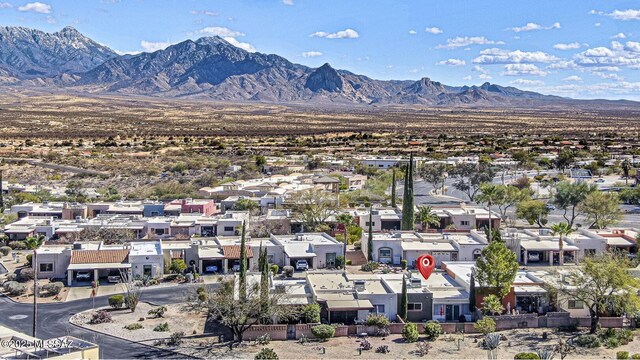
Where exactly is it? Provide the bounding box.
[198,246,225,274]
[284,243,316,269]
[222,245,253,273]
[67,249,130,286]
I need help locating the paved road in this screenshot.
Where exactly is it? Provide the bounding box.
[0,283,214,359]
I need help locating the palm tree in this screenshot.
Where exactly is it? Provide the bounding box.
[416,205,440,231]
[24,235,44,337]
[476,183,502,242]
[550,222,573,266]
[622,159,631,186]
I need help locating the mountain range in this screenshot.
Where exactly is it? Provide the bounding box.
[0,25,634,107]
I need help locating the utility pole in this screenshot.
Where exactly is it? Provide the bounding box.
[0,167,4,209]
[32,249,38,338]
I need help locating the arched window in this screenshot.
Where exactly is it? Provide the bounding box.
[378,247,393,261]
[473,249,482,260]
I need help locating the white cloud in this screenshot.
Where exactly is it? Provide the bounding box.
[436,58,466,66]
[408,68,421,74]
[612,32,627,39]
[310,28,359,39]
[282,0,293,5]
[563,75,583,82]
[436,36,504,49]
[409,30,417,35]
[223,37,255,52]
[501,64,548,76]
[510,22,561,32]
[425,27,443,34]
[473,48,559,64]
[462,75,472,81]
[510,79,545,86]
[140,40,175,52]
[478,73,492,80]
[0,2,12,8]
[114,49,141,56]
[598,9,640,21]
[189,10,219,16]
[595,22,601,27]
[472,65,489,74]
[302,51,322,58]
[573,41,640,68]
[553,42,581,50]
[625,41,640,52]
[192,26,244,37]
[18,2,51,13]
[547,60,579,70]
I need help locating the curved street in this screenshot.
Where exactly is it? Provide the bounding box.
[0,284,211,359]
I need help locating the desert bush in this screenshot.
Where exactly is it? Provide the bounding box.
[153,322,169,332]
[0,246,11,256]
[167,331,185,346]
[376,326,390,337]
[8,241,26,250]
[360,338,372,350]
[366,314,390,328]
[618,352,630,360]
[514,353,540,359]
[148,305,167,318]
[256,333,271,345]
[360,261,379,272]
[42,282,64,295]
[26,254,32,265]
[311,325,335,341]
[270,265,279,275]
[124,323,143,330]
[424,320,441,340]
[402,322,419,343]
[375,345,390,354]
[108,294,125,309]
[5,273,17,282]
[474,318,496,335]
[415,341,431,357]
[401,259,407,270]
[574,334,601,348]
[126,292,140,312]
[346,259,352,265]
[90,310,112,324]
[18,268,34,282]
[303,303,321,323]
[283,266,294,277]
[4,281,27,295]
[255,348,278,360]
[631,354,640,359]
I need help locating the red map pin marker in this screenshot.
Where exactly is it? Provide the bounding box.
[416,254,435,280]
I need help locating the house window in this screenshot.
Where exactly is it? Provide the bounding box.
[584,249,596,257]
[224,226,235,232]
[408,303,422,311]
[473,249,482,260]
[379,247,392,258]
[155,228,166,235]
[460,220,470,226]
[568,300,584,309]
[40,263,53,272]
[366,222,375,227]
[370,305,385,314]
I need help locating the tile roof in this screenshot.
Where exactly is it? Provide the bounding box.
[222,245,253,259]
[70,250,130,264]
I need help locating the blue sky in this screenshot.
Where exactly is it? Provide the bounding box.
[1,0,640,100]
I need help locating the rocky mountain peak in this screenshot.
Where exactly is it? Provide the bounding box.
[304,63,344,92]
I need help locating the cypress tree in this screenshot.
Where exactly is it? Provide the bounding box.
[239,221,247,301]
[399,274,408,320]
[391,168,397,208]
[401,154,415,230]
[469,273,477,314]
[367,207,374,260]
[260,246,270,322]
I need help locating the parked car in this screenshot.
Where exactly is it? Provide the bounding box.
[595,178,605,183]
[546,204,556,210]
[76,271,91,281]
[232,261,241,272]
[205,265,218,273]
[107,275,121,283]
[295,259,309,271]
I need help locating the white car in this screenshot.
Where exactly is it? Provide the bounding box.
[295,260,309,271]
[76,271,91,281]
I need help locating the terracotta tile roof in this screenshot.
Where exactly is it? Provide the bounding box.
[222,245,253,259]
[70,250,130,264]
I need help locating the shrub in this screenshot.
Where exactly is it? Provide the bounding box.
[631,354,640,359]
[360,338,372,350]
[196,286,206,294]
[108,294,125,309]
[402,322,419,343]
[5,273,17,282]
[126,292,140,312]
[366,314,390,328]
[482,294,504,315]
[353,241,361,250]
[415,341,431,357]
[270,265,279,275]
[256,333,271,345]
[255,348,279,360]
[303,303,321,323]
[197,292,207,302]
[336,255,345,268]
[167,331,185,346]
[346,259,352,265]
[424,320,441,340]
[514,353,540,359]
[169,259,187,274]
[360,261,379,272]
[90,310,112,324]
[124,323,143,330]
[401,259,407,270]
[8,241,26,250]
[0,246,11,256]
[375,345,390,354]
[148,306,167,318]
[153,322,169,332]
[474,318,496,335]
[283,266,294,277]
[3,281,27,296]
[376,327,391,337]
[18,268,34,282]
[618,352,630,360]
[42,282,64,295]
[311,325,335,341]
[26,254,32,265]
[574,334,601,348]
